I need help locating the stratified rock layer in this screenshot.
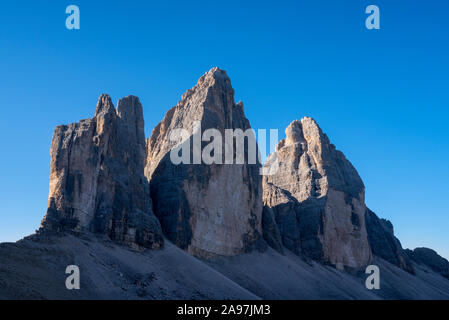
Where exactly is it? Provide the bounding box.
[145,67,264,258]
[263,118,371,269]
[41,95,163,249]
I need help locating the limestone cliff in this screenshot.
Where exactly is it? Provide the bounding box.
[145,67,264,258]
[365,208,414,273]
[263,118,372,269]
[406,247,449,279]
[41,95,163,250]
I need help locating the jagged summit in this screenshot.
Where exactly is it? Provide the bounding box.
[41,94,163,250]
[406,247,449,279]
[145,67,264,258]
[180,67,231,101]
[263,117,370,269]
[202,66,229,80]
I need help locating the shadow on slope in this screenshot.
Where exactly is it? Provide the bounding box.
[0,234,257,300]
[1,235,449,300]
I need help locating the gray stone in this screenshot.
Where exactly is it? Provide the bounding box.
[261,205,283,254]
[40,94,163,250]
[263,118,371,269]
[365,208,414,273]
[406,247,449,279]
[145,67,264,258]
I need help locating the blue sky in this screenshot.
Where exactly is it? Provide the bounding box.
[0,0,448,259]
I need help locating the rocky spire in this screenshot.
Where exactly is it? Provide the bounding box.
[41,94,163,250]
[145,67,265,258]
[263,117,371,269]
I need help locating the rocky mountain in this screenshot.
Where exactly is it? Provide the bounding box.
[144,68,264,258]
[1,67,448,299]
[262,118,371,269]
[1,233,449,299]
[40,95,163,250]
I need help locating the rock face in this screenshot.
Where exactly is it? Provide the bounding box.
[261,206,284,254]
[365,208,413,273]
[41,95,163,250]
[406,248,449,279]
[263,118,371,269]
[262,183,302,255]
[145,67,264,258]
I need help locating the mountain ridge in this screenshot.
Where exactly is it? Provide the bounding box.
[1,67,448,299]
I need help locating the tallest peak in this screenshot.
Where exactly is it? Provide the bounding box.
[207,66,227,76]
[284,117,323,146]
[197,67,230,86]
[94,94,115,117]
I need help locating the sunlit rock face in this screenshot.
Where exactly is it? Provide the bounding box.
[41,95,163,250]
[145,67,265,258]
[263,118,372,269]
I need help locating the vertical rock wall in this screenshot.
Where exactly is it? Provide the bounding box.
[145,68,264,258]
[41,95,163,249]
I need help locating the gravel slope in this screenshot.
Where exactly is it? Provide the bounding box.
[1,234,448,300]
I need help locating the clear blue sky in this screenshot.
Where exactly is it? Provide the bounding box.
[1,0,448,259]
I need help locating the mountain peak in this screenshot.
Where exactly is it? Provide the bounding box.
[264,117,370,269]
[145,67,264,258]
[94,94,115,117]
[196,67,231,91]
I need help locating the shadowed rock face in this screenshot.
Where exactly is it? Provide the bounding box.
[263,118,372,269]
[365,208,414,273]
[145,67,265,258]
[406,247,449,279]
[261,206,284,254]
[40,95,163,250]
